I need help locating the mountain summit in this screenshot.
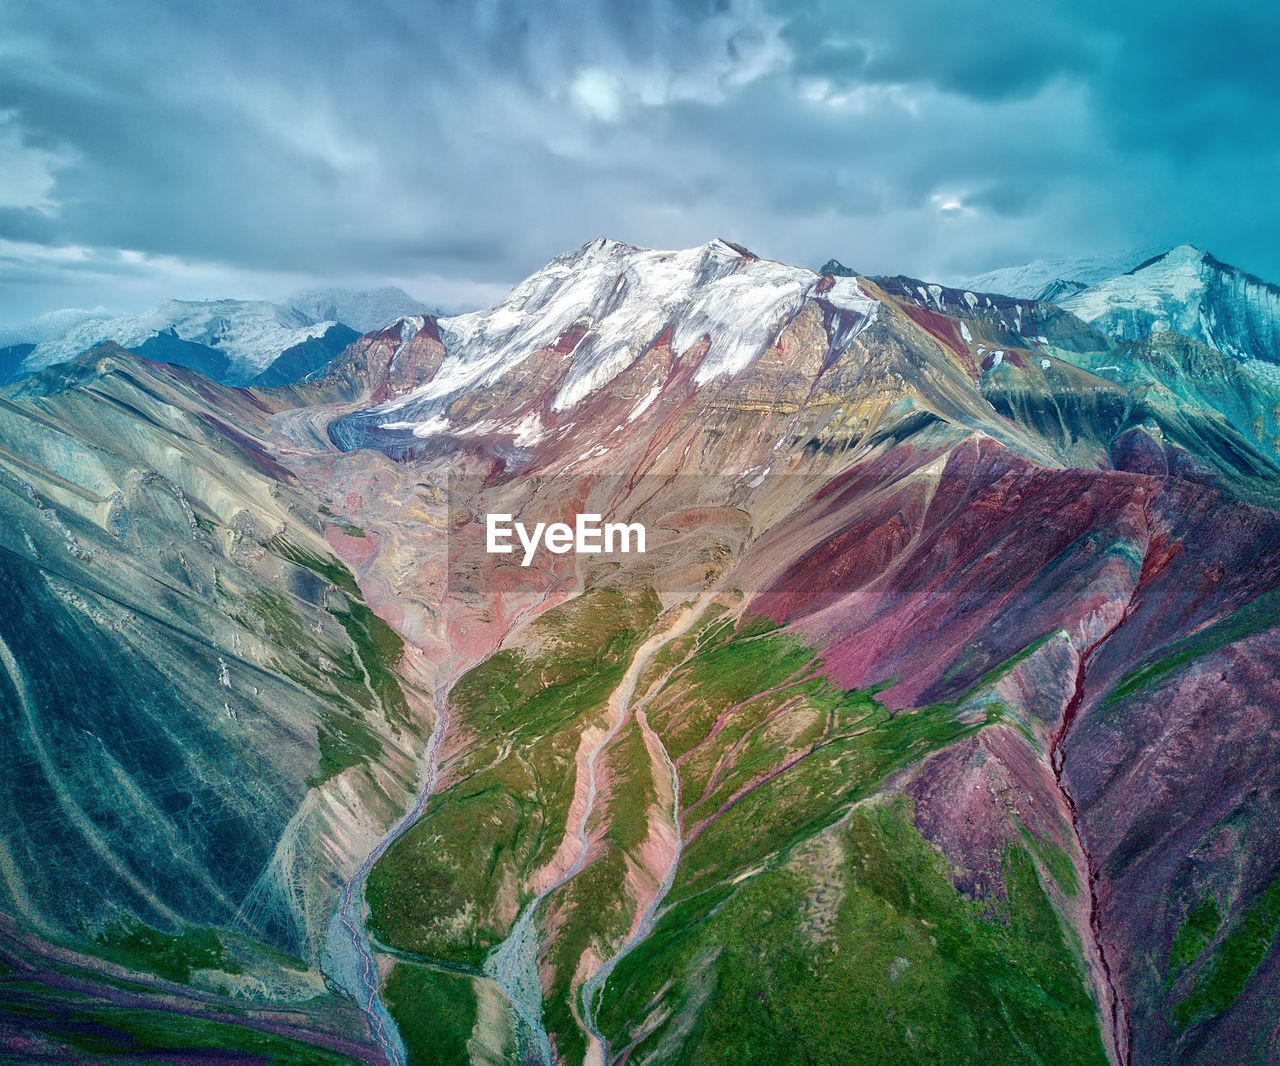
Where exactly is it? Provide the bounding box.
[328,237,878,453]
[961,248,1161,302]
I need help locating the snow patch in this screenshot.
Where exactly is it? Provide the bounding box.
[377,414,450,437]
[626,383,663,423]
[1245,358,1280,386]
[511,411,546,446]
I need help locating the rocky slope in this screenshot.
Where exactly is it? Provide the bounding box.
[0,343,434,1061]
[871,273,1110,353]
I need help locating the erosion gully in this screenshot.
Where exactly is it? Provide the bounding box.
[1048,623,1133,1066]
[484,589,717,1066]
[578,707,683,1065]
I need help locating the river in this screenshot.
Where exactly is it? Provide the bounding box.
[321,682,453,1066]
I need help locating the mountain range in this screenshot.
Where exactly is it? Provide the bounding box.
[0,286,434,387]
[961,248,1163,303]
[1,238,1278,1066]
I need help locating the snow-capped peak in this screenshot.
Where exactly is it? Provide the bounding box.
[369,239,875,422]
[1062,245,1280,367]
[1123,243,1204,273]
[14,298,335,381]
[3,287,433,384]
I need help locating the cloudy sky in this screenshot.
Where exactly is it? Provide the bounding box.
[2,0,1278,323]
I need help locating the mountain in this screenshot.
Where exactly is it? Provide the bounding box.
[0,342,430,1061]
[4,240,1280,1066]
[328,237,880,455]
[951,243,1280,385]
[130,325,231,380]
[252,322,362,387]
[0,287,427,386]
[1060,245,1280,373]
[318,239,1279,1066]
[981,330,1280,503]
[818,258,858,277]
[869,273,1110,353]
[281,286,433,334]
[963,247,1160,302]
[10,298,333,383]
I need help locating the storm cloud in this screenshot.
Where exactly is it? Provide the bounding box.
[2,0,1278,321]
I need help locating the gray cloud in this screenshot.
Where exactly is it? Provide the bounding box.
[1,0,1277,324]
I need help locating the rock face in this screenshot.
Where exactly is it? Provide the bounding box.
[818,258,858,277]
[3,241,1280,1066]
[0,342,36,384]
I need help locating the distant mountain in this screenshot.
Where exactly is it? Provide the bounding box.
[1060,245,1280,371]
[251,323,361,387]
[962,248,1160,302]
[281,286,432,334]
[0,287,429,385]
[8,299,329,384]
